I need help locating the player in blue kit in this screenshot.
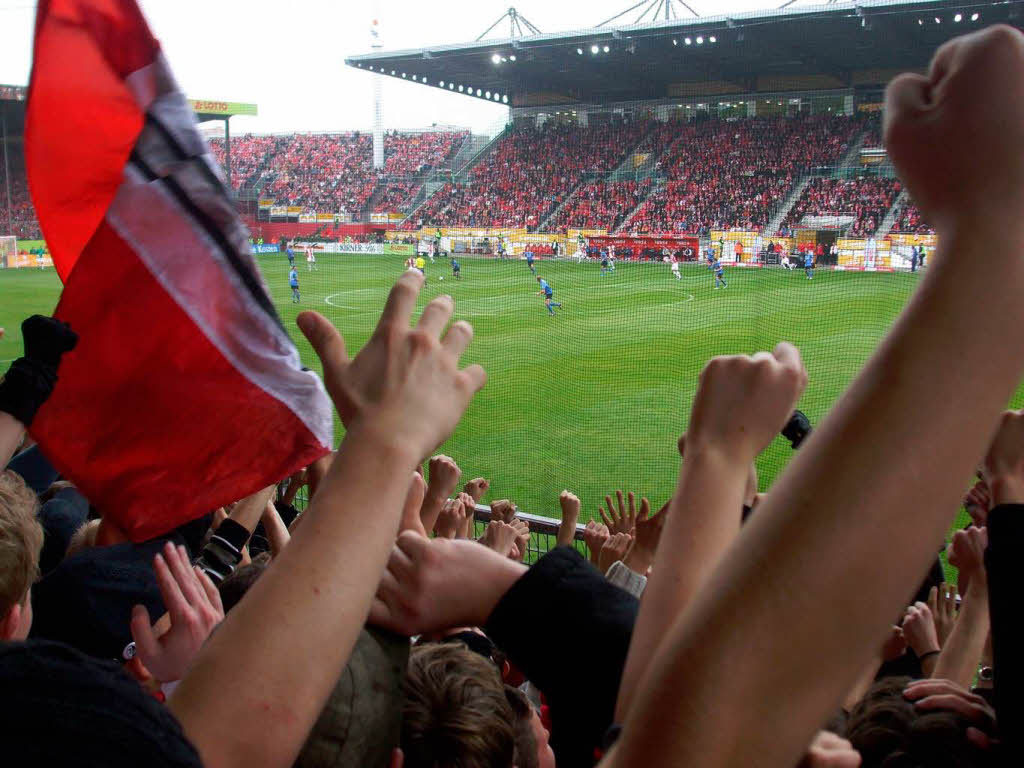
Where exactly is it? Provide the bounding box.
[526,250,536,274]
[712,257,727,290]
[804,249,815,280]
[286,245,295,267]
[535,276,562,315]
[289,266,300,303]
[451,257,461,280]
[600,251,610,276]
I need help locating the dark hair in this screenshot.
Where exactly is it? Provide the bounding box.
[217,552,271,613]
[401,643,515,768]
[846,676,994,767]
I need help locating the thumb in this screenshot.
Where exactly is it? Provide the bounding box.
[884,72,933,161]
[297,311,349,371]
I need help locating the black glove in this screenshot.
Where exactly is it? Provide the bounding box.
[0,315,78,427]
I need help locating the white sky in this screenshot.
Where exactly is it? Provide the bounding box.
[0,1,839,134]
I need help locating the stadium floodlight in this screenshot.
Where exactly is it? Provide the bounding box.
[954,13,962,22]
[449,83,454,90]
[917,18,923,25]
[502,95,509,103]
[485,91,491,98]
[673,38,678,45]
[492,54,501,64]
[477,89,482,96]
[509,54,517,61]
[709,35,716,43]
[458,85,463,91]
[411,75,417,80]
[603,45,610,52]
[494,93,501,101]
[591,44,599,53]
[391,70,395,75]
[934,17,941,24]
[696,36,703,44]
[971,13,979,22]
[684,37,692,45]
[577,47,584,55]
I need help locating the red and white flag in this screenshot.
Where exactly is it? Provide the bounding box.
[25,0,333,541]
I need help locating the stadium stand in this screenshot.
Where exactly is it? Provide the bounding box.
[780,177,902,237]
[412,119,650,229]
[207,135,287,191]
[0,161,40,240]
[891,201,935,234]
[623,115,862,235]
[546,180,653,232]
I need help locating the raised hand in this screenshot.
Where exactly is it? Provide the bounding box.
[796,731,861,768]
[598,531,633,573]
[624,499,666,575]
[489,499,516,524]
[879,624,907,663]
[455,491,476,539]
[557,490,581,548]
[464,477,490,503]
[902,601,941,659]
[433,497,467,539]
[927,583,958,647]
[947,526,987,576]
[131,541,224,684]
[903,678,998,746]
[297,271,486,459]
[508,517,530,562]
[419,455,461,534]
[963,479,991,527]
[480,520,519,558]
[686,342,807,464]
[370,532,527,636]
[583,520,611,566]
[982,409,1024,505]
[600,490,639,535]
[885,25,1024,233]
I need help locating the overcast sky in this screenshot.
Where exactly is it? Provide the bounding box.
[0,0,838,134]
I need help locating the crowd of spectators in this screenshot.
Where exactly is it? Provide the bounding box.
[546,181,653,233]
[412,119,650,230]
[207,135,288,191]
[892,201,936,234]
[0,163,41,240]
[625,115,862,235]
[780,177,902,237]
[3,26,1024,768]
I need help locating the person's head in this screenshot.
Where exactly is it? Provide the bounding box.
[0,470,42,640]
[401,642,515,768]
[846,677,994,767]
[535,276,541,283]
[64,518,101,560]
[505,685,555,768]
[218,552,272,613]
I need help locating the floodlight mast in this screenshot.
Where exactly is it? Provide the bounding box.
[371,13,384,170]
[598,0,700,27]
[476,7,542,41]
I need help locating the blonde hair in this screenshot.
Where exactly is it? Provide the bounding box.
[0,470,43,614]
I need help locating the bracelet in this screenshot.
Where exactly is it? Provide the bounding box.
[918,649,941,663]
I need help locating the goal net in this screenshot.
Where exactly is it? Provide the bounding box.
[0,236,16,269]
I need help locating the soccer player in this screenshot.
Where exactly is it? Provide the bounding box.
[525,249,536,274]
[415,255,426,275]
[804,248,814,280]
[670,257,681,280]
[451,257,461,280]
[781,254,794,270]
[286,244,295,267]
[712,256,727,290]
[535,276,562,316]
[306,247,316,271]
[600,251,610,276]
[288,266,300,303]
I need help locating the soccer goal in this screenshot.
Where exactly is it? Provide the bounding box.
[0,236,16,268]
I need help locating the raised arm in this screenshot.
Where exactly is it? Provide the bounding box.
[169,272,485,768]
[606,26,1024,768]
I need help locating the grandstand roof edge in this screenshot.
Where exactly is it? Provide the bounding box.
[345,0,943,62]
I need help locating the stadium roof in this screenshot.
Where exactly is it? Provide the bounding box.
[346,0,1023,108]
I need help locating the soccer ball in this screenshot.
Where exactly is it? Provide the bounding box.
[439,276,444,281]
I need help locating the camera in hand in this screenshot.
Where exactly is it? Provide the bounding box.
[781,410,812,449]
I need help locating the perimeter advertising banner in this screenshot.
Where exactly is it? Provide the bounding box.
[588,234,700,260]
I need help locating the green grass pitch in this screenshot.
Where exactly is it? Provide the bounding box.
[0,255,996,549]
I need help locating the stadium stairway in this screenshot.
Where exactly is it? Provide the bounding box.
[874,187,908,238]
[536,183,586,232]
[838,129,870,172]
[766,175,813,235]
[453,128,508,184]
[614,180,665,234]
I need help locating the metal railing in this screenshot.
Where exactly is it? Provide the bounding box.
[284,484,588,564]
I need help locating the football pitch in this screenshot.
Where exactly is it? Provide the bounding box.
[0,255,995,534]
